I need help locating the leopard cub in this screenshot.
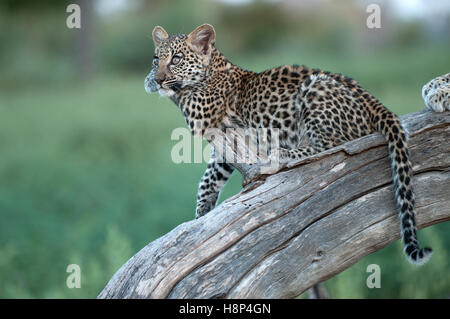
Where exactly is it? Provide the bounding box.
[145,24,439,265]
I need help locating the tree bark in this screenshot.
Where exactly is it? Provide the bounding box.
[98,109,450,299]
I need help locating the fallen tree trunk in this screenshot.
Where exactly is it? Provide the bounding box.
[98,109,450,299]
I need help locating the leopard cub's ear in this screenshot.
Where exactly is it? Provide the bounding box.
[187,24,216,55]
[152,26,169,46]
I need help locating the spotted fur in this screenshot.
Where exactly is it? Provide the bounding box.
[145,24,436,265]
[422,73,450,113]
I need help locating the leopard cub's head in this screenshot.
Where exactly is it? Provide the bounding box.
[145,24,216,97]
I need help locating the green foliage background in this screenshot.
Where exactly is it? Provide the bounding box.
[0,0,449,298]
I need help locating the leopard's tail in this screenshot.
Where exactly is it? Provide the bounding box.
[371,104,433,265]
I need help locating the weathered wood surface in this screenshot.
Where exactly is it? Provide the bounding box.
[98,110,450,299]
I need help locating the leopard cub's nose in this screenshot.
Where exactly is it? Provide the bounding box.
[155,76,165,85]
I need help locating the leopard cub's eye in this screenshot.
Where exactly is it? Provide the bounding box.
[171,54,183,65]
[152,56,159,66]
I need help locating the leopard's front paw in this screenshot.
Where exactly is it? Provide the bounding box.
[268,148,291,164]
[259,148,290,175]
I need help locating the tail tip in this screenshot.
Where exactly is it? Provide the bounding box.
[406,247,433,266]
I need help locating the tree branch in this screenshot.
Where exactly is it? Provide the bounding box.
[98,109,450,299]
